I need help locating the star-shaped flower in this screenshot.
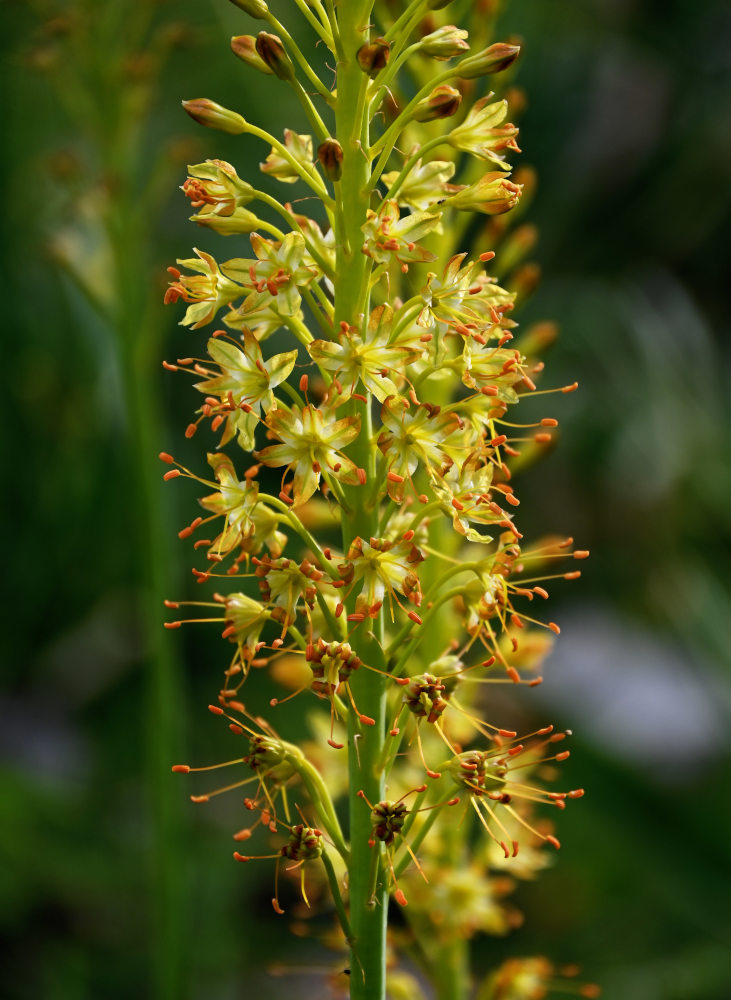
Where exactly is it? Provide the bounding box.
[338,534,424,619]
[362,200,440,271]
[194,331,297,449]
[309,305,424,403]
[256,403,362,504]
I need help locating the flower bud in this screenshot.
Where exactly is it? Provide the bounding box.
[182,99,247,135]
[456,41,520,79]
[317,138,343,181]
[231,34,273,74]
[418,25,469,60]
[445,171,522,214]
[356,38,390,77]
[228,0,268,16]
[255,31,295,81]
[191,208,260,234]
[412,84,462,122]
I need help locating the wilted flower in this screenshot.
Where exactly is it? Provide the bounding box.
[445,172,523,215]
[261,130,313,183]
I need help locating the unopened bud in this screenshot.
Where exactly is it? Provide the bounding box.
[191,208,260,234]
[317,138,343,181]
[231,34,273,74]
[456,42,520,79]
[357,38,390,77]
[228,0,268,16]
[255,31,295,81]
[413,84,462,122]
[419,25,469,60]
[182,99,247,135]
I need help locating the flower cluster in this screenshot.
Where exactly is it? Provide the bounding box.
[162,2,592,998]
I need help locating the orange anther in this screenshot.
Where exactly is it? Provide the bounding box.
[171,765,190,773]
[163,470,181,481]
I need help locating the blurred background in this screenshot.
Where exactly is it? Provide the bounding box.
[2,0,730,997]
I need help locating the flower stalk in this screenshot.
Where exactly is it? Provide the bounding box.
[163,1,595,998]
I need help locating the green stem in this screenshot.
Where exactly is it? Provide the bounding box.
[244,121,331,201]
[265,12,335,107]
[321,848,354,943]
[333,7,389,998]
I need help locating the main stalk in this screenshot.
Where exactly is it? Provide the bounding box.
[334,5,388,999]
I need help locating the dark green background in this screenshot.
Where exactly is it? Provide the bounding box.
[3,1,730,997]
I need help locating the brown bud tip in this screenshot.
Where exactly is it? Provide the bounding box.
[317,138,343,181]
[182,99,247,135]
[231,34,274,74]
[457,42,521,80]
[255,32,294,80]
[357,38,390,76]
[413,84,462,122]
